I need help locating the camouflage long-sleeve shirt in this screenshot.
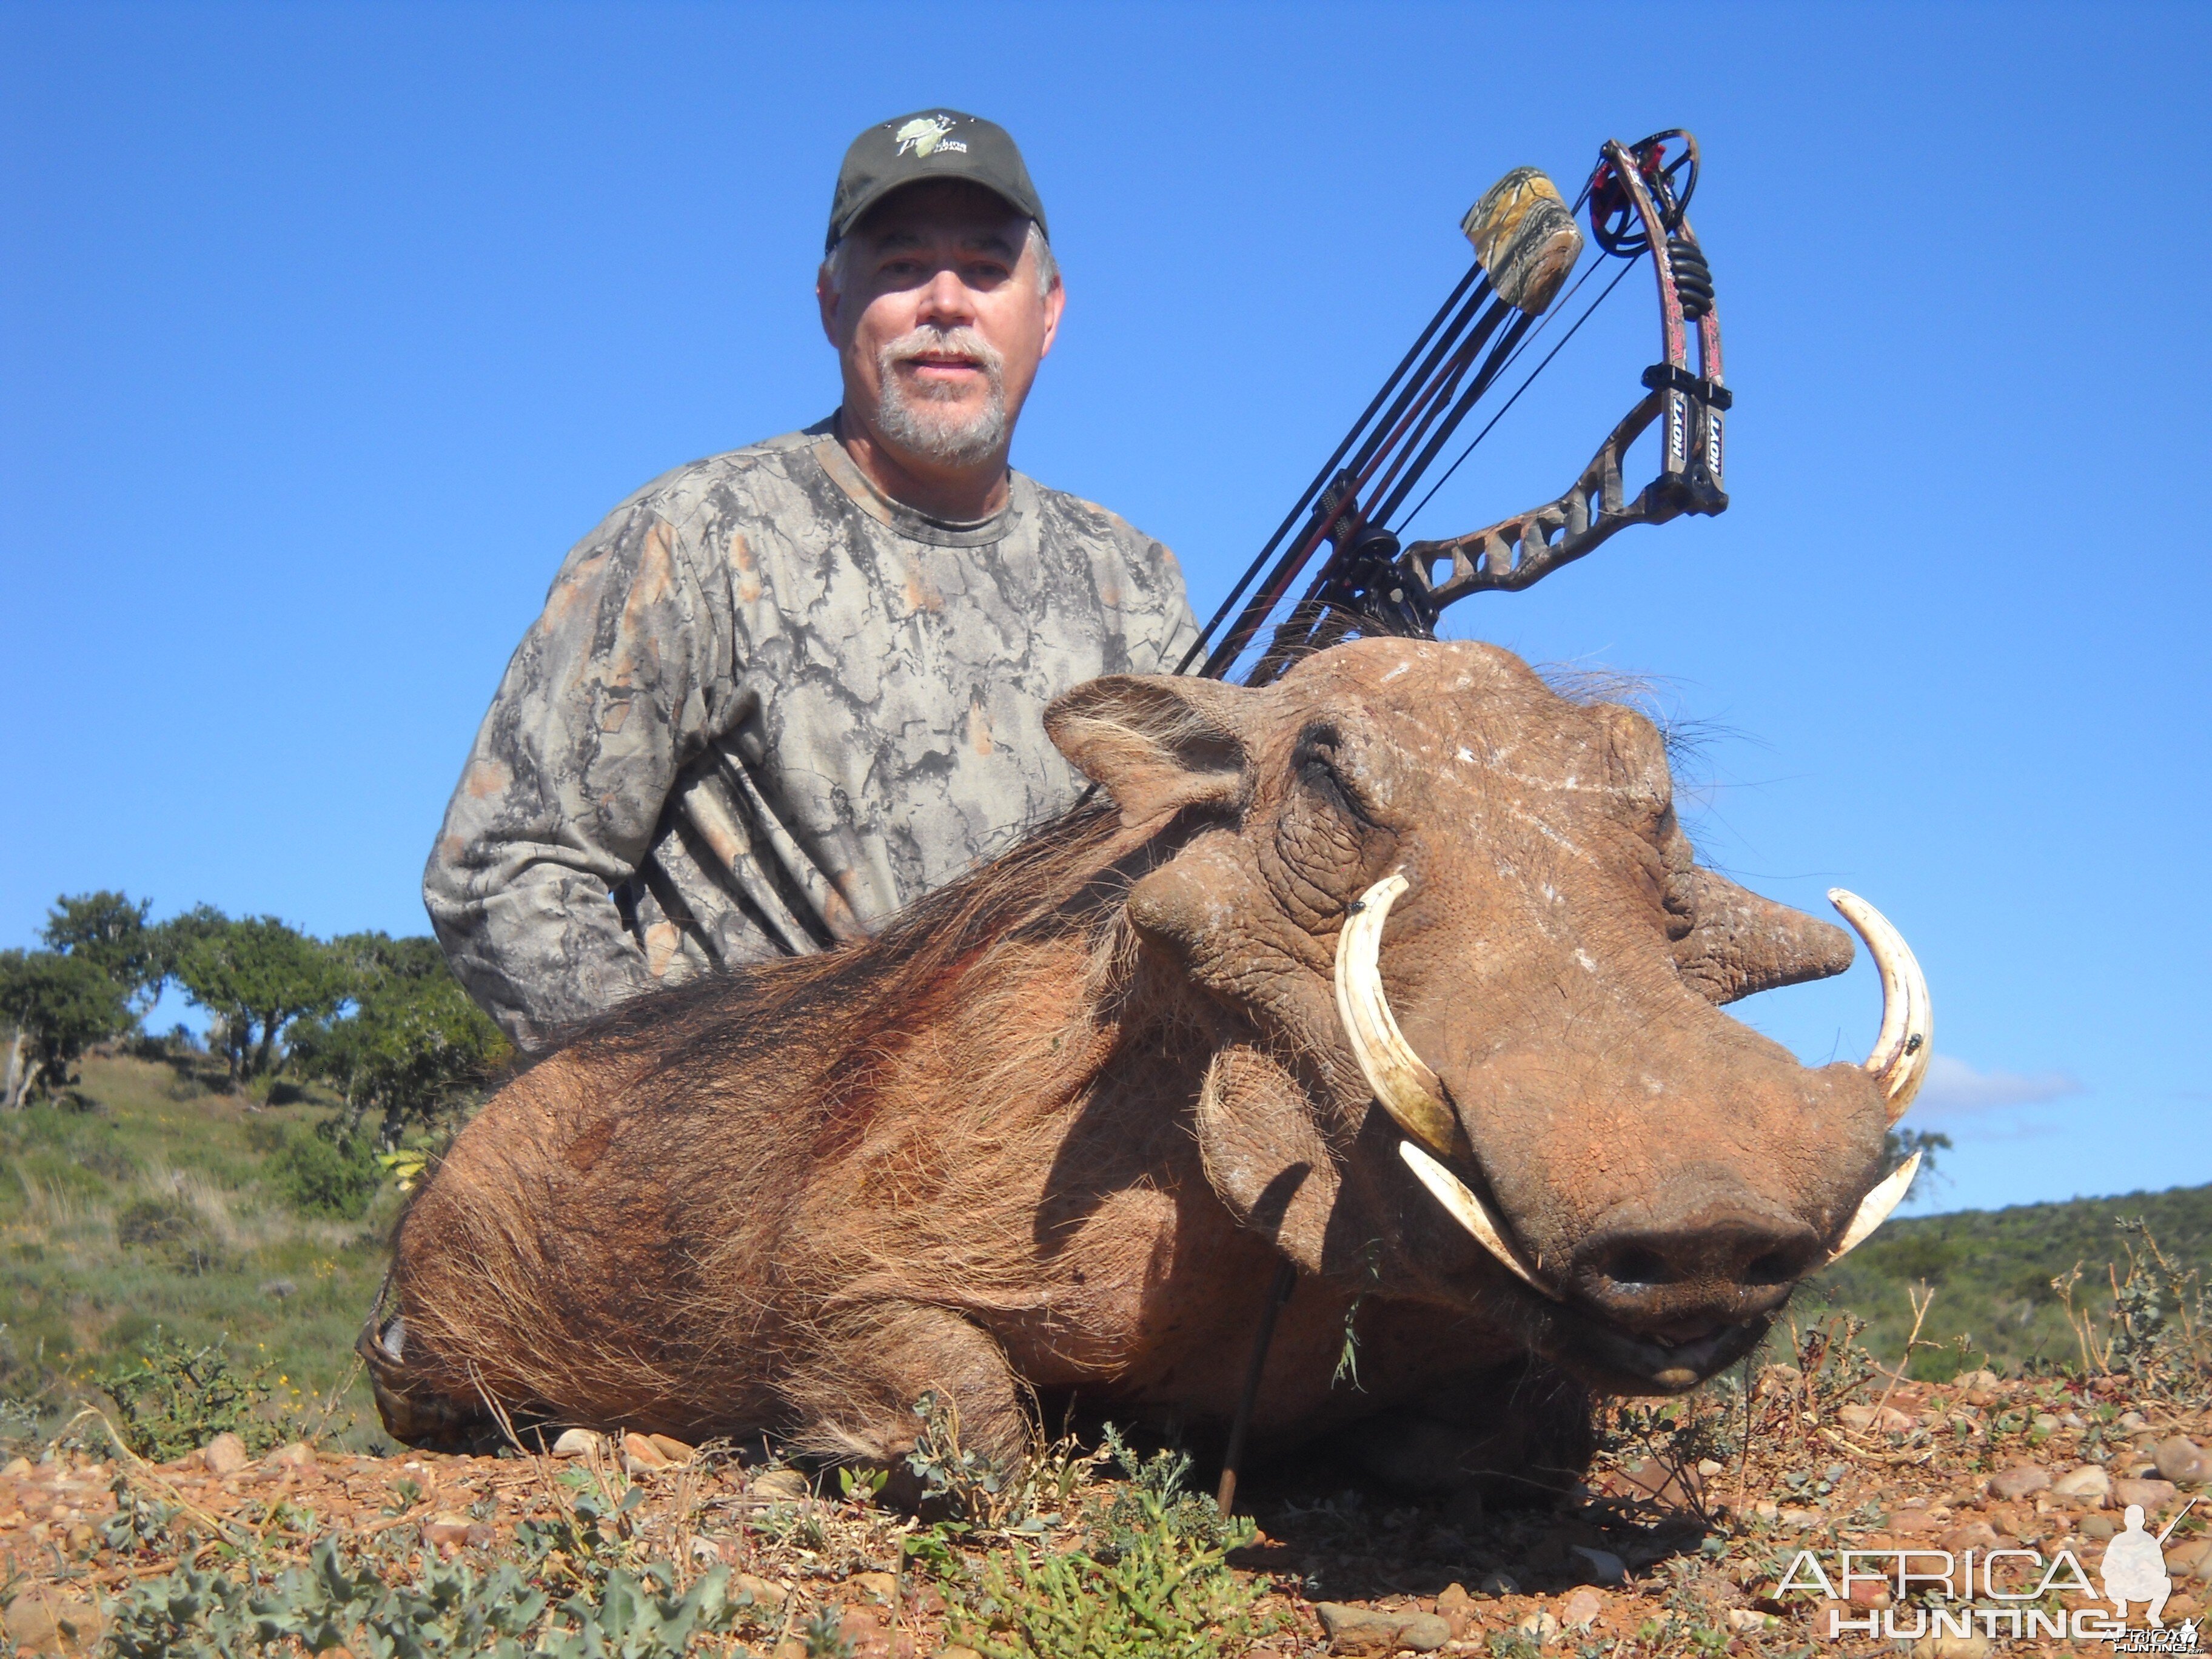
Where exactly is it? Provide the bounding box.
[424,421,1198,1051]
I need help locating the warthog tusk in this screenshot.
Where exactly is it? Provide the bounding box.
[1827,889,1934,1123]
[1334,871,1466,1159]
[1825,1151,1921,1264]
[1398,1141,1562,1300]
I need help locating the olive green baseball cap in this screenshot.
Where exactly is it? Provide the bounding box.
[827,109,1048,253]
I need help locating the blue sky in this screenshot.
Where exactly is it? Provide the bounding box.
[3,2,2206,1215]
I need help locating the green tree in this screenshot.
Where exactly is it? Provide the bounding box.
[290,933,509,1144]
[166,913,347,1082]
[1885,1125,1954,1205]
[0,948,133,1105]
[40,890,163,1016]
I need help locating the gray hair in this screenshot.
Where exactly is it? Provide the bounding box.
[820,218,1058,301]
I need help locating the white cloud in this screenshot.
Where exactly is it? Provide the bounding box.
[1915,1053,2085,1114]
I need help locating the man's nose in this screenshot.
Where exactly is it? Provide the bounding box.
[914,267,977,327]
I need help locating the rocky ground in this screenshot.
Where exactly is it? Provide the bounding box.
[4,1344,2210,1657]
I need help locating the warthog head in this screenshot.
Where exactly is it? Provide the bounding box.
[1048,637,1929,1395]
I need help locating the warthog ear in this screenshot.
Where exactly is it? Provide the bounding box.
[1044,675,1250,827]
[1675,869,1856,1005]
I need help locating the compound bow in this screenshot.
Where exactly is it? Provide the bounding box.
[1183,130,1730,687]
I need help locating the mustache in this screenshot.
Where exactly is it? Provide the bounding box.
[879,326,1005,383]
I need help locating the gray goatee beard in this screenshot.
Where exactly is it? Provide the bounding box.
[874,326,1008,470]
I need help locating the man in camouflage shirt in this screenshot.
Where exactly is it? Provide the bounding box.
[425,110,1198,1051]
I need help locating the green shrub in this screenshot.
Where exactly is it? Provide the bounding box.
[116,1196,198,1248]
[96,1333,284,1461]
[103,1535,751,1657]
[264,1121,382,1218]
[114,1195,229,1276]
[950,1426,1261,1659]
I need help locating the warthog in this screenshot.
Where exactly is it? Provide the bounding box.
[367,638,1929,1496]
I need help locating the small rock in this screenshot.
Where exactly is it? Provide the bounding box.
[1750,1500,1780,1521]
[1613,1456,1700,1506]
[1907,1635,1992,1658]
[2,1455,32,1477]
[1569,1544,1628,1584]
[1885,1507,1945,1535]
[2031,1412,2060,1435]
[1434,1583,1476,1637]
[646,1432,695,1465]
[1940,1520,2001,1552]
[2155,1436,2211,1484]
[1695,1456,1724,1477]
[421,1512,474,1548]
[2051,1464,2111,1503]
[2081,1513,2118,1540]
[1315,1602,1427,1654]
[851,1570,898,1602]
[1845,1575,1891,1609]
[550,1427,605,1458]
[1515,1609,1561,1641]
[1556,1586,1604,1629]
[1475,1569,1519,1597]
[200,1432,247,1475]
[733,1572,789,1609]
[2165,1538,2211,1579]
[466,1522,495,1548]
[1780,1506,1822,1530]
[1985,1464,2049,1501]
[266,1441,314,1469]
[2118,1410,2150,1432]
[748,1467,811,1501]
[622,1431,669,1470]
[2115,1476,2179,1511]
[1726,1607,1774,1631]
[1395,1614,1451,1651]
[1,1587,104,1654]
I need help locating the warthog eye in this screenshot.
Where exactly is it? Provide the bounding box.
[1292,724,1375,829]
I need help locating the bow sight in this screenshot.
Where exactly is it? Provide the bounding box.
[1184,130,1731,686]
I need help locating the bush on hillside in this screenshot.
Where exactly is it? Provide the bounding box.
[96,1333,286,1463]
[254,1119,383,1219]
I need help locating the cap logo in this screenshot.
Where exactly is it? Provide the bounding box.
[893,115,967,158]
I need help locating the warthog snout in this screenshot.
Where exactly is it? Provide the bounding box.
[1567,1187,1826,1342]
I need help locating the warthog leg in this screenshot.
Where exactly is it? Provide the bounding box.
[777,1301,1034,1491]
